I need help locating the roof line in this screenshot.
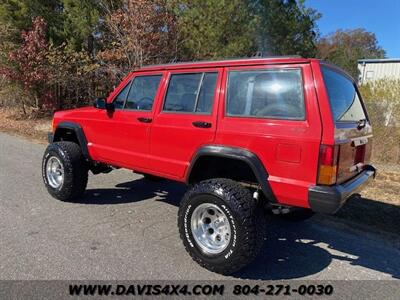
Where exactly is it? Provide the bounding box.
[138,56,309,71]
[358,58,400,63]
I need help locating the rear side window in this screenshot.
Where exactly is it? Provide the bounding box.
[321,66,366,122]
[163,72,217,114]
[196,73,217,113]
[226,69,305,120]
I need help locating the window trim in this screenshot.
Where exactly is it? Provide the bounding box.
[224,67,306,121]
[193,73,206,113]
[320,64,369,124]
[112,79,132,109]
[111,74,163,112]
[161,71,218,115]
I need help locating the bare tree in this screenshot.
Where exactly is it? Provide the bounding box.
[97,0,178,80]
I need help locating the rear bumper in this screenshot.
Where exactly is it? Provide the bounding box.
[308,165,376,214]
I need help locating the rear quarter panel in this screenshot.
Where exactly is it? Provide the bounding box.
[215,63,322,208]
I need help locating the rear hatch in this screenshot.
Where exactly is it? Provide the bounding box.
[321,65,372,184]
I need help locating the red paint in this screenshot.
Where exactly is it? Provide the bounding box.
[52,58,372,209]
[276,144,302,163]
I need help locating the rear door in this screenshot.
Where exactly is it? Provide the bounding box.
[149,68,222,179]
[320,65,372,183]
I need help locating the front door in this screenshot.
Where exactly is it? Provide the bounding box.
[149,68,222,179]
[89,72,164,170]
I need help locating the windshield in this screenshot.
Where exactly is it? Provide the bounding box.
[321,66,367,122]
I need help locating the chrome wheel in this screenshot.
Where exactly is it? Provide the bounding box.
[46,156,64,189]
[191,203,232,255]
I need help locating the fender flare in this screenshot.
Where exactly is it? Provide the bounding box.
[186,145,277,202]
[52,121,90,160]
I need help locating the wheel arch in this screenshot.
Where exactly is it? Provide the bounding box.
[52,121,90,160]
[186,145,277,202]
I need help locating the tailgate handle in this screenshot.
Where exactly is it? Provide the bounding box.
[357,119,367,130]
[137,117,152,123]
[192,121,212,128]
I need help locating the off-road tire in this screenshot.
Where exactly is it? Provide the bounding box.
[42,141,88,201]
[178,178,265,275]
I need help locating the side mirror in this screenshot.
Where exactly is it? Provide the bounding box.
[94,98,115,112]
[105,102,115,111]
[94,97,106,109]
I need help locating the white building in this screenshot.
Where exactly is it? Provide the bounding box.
[358,58,400,84]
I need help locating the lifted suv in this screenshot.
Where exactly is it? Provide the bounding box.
[42,57,376,275]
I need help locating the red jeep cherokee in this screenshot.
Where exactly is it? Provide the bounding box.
[42,57,376,274]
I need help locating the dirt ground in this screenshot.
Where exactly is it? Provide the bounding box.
[363,168,400,206]
[1,108,399,236]
[335,168,399,236]
[0,108,50,143]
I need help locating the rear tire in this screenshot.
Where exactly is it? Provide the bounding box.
[178,178,265,275]
[42,141,88,201]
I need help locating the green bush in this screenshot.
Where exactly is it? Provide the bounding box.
[359,79,400,164]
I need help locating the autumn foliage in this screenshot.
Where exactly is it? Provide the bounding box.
[98,0,178,78]
[316,29,385,78]
[1,17,50,109]
[0,0,180,113]
[0,0,386,116]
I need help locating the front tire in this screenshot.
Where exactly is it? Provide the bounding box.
[42,141,88,201]
[178,179,265,275]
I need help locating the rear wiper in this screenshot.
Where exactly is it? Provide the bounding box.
[357,119,367,130]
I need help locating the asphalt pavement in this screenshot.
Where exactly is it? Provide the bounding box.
[0,132,399,280]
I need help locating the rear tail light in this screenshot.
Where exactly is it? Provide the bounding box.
[317,144,340,185]
[51,118,56,133]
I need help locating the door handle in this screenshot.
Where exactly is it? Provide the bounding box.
[192,121,212,128]
[137,117,152,123]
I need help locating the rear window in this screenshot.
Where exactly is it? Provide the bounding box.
[321,66,367,122]
[163,72,217,114]
[226,69,305,120]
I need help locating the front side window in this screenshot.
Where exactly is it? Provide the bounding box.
[321,66,367,122]
[226,69,305,120]
[125,75,162,110]
[113,75,162,110]
[163,72,217,113]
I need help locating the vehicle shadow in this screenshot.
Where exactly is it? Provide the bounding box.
[335,196,400,236]
[236,215,400,280]
[80,177,185,206]
[80,178,400,280]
